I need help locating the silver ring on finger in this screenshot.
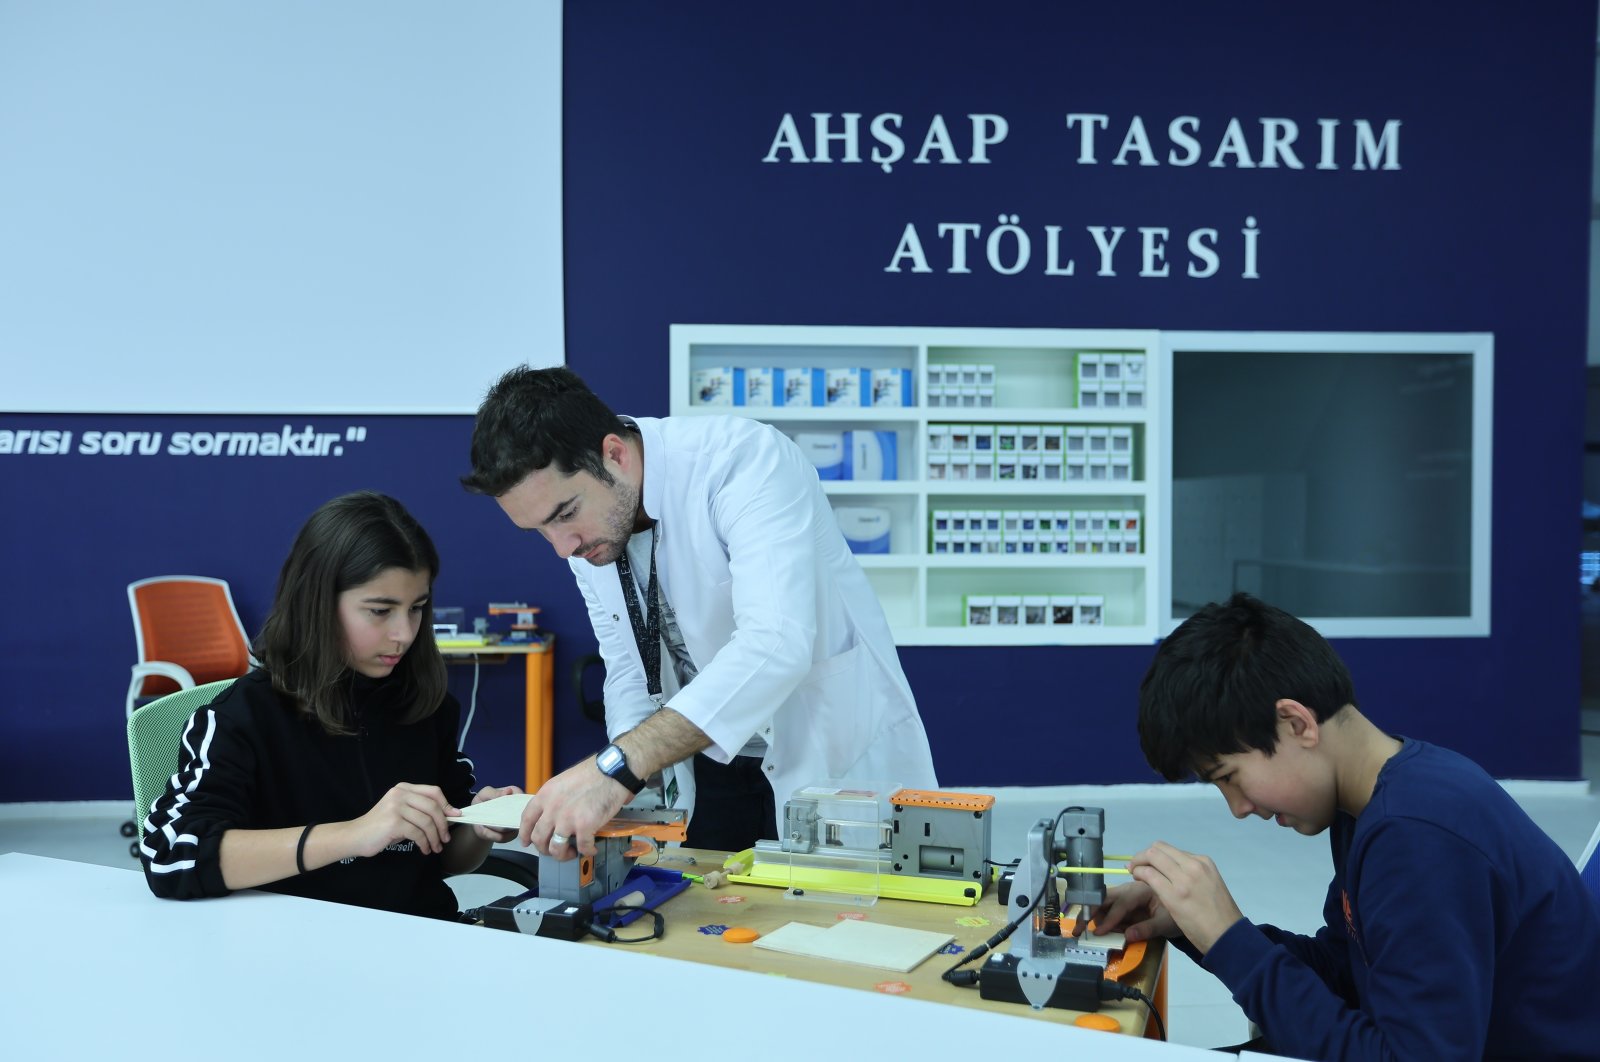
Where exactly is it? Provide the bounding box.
[549,833,568,849]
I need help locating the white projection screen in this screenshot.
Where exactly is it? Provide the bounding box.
[0,0,564,414]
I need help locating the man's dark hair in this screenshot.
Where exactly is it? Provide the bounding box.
[1138,592,1357,781]
[254,491,447,735]
[460,366,628,496]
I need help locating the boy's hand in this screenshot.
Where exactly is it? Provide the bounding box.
[1083,881,1179,943]
[1126,841,1245,954]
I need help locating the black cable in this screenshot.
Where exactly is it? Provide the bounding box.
[1094,979,1166,1039]
[587,906,665,944]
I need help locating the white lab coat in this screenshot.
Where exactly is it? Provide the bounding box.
[571,415,938,835]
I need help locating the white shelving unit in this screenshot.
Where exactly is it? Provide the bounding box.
[669,325,1162,646]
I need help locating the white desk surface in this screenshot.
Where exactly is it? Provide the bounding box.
[0,853,1212,1060]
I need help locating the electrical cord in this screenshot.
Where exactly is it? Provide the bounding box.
[587,905,665,944]
[458,655,481,750]
[1097,981,1166,1041]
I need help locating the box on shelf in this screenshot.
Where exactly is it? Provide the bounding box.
[870,368,914,407]
[692,366,737,406]
[782,367,822,407]
[743,367,776,407]
[1050,595,1078,625]
[1024,595,1051,625]
[995,595,1022,625]
[843,430,898,481]
[795,432,844,480]
[824,367,868,407]
[835,506,891,554]
[965,594,995,625]
[1076,595,1105,625]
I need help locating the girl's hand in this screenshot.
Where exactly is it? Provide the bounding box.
[465,784,524,842]
[349,782,456,857]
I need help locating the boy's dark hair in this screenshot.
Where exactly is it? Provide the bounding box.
[254,491,447,735]
[1138,592,1357,781]
[460,365,628,496]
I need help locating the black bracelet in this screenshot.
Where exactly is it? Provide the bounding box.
[296,822,317,875]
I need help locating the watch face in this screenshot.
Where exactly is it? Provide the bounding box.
[597,745,622,773]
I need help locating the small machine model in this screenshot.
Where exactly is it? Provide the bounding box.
[537,805,689,906]
[728,783,994,905]
[479,805,689,940]
[978,807,1121,1010]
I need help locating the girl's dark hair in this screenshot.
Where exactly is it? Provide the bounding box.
[254,491,447,735]
[1137,592,1357,781]
[460,365,628,497]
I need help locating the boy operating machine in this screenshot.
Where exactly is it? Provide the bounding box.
[1093,592,1600,1059]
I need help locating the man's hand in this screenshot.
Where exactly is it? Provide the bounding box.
[463,784,524,843]
[1125,841,1246,954]
[516,758,631,860]
[1083,880,1180,943]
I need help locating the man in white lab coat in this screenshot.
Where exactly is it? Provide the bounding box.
[462,366,937,858]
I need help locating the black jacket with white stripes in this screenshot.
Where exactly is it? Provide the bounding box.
[140,668,475,920]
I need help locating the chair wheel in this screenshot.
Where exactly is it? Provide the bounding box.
[129,841,141,859]
[120,820,138,837]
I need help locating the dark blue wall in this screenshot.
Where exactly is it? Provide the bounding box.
[0,1,1592,802]
[558,0,1594,785]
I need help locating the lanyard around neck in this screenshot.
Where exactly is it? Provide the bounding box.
[613,527,662,699]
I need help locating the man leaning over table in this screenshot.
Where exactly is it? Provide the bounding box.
[461,366,938,859]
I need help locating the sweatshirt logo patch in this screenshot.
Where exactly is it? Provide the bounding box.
[1342,889,1369,965]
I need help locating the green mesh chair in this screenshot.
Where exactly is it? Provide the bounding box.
[127,679,236,858]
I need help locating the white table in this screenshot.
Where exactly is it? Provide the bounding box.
[0,853,1213,1060]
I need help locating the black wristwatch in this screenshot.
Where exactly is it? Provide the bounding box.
[595,743,646,795]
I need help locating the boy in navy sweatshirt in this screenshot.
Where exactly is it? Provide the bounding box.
[1093,592,1600,1060]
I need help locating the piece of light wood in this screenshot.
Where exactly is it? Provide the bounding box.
[451,792,533,830]
[753,916,954,972]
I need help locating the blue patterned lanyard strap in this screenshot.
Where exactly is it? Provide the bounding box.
[613,528,662,699]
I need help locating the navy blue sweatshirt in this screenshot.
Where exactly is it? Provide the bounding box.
[141,668,475,920]
[1199,739,1600,1060]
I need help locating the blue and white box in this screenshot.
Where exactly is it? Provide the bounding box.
[834,506,891,554]
[842,430,898,481]
[743,367,776,407]
[870,368,914,407]
[780,367,822,407]
[824,367,869,407]
[795,431,845,480]
[692,366,738,406]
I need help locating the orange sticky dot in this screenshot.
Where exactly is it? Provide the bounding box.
[722,927,759,943]
[1074,1013,1122,1033]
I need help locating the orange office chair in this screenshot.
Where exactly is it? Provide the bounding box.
[121,576,253,852]
[125,575,253,719]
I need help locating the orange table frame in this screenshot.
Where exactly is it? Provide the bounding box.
[441,636,555,791]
